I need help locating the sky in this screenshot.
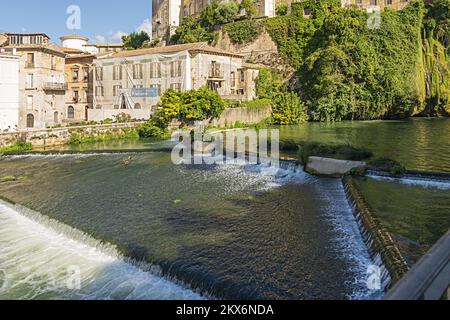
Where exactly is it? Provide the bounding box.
[0,0,152,44]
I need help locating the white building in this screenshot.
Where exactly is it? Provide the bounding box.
[0,51,20,131]
[91,42,259,122]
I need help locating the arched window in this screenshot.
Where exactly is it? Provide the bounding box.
[26,114,34,128]
[68,106,75,119]
[134,103,141,109]
[54,111,59,124]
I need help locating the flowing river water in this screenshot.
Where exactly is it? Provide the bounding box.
[0,118,448,300]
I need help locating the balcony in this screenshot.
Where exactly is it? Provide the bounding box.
[208,70,225,80]
[42,82,67,91]
[25,62,35,68]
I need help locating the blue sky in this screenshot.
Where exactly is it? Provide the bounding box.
[0,0,152,44]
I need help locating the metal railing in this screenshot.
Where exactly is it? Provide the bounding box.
[385,229,450,300]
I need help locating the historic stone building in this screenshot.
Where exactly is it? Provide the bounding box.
[0,50,20,131]
[0,33,66,129]
[92,42,259,121]
[341,0,410,11]
[152,0,182,43]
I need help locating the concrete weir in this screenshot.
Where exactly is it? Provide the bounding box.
[343,176,409,289]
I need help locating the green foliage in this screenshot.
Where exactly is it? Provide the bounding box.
[239,98,273,110]
[215,2,240,25]
[272,92,309,125]
[122,31,150,50]
[113,113,132,123]
[137,120,169,138]
[68,128,139,145]
[426,0,450,52]
[224,19,263,44]
[0,141,33,156]
[156,87,226,126]
[240,0,258,19]
[276,4,288,17]
[255,68,284,99]
[368,158,407,175]
[297,142,373,164]
[172,16,215,44]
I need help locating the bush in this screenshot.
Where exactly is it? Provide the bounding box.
[113,113,132,123]
[240,98,273,109]
[137,121,168,138]
[368,158,407,175]
[276,4,288,16]
[224,20,263,44]
[156,87,225,126]
[297,142,373,164]
[0,141,33,156]
[272,92,309,125]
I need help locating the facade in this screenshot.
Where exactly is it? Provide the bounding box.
[180,0,276,21]
[152,0,182,42]
[342,0,410,11]
[92,42,259,121]
[0,33,67,129]
[0,51,20,131]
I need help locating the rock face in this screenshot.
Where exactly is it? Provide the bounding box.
[305,157,367,177]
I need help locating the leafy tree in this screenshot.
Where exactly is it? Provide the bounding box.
[215,2,240,25]
[276,4,288,17]
[240,0,258,19]
[255,68,284,100]
[272,92,308,125]
[171,16,215,44]
[122,31,150,50]
[156,87,225,126]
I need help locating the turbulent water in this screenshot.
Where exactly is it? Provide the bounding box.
[0,153,381,300]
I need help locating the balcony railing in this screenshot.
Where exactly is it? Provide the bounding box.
[42,82,67,91]
[208,70,224,79]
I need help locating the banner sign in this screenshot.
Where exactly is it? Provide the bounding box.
[131,88,158,98]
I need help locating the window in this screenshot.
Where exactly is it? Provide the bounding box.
[150,62,161,78]
[385,0,392,4]
[113,65,122,80]
[54,111,59,124]
[73,90,79,101]
[210,61,221,77]
[95,67,103,81]
[95,86,104,97]
[170,61,182,77]
[26,114,34,128]
[230,72,236,88]
[150,84,162,96]
[51,56,56,70]
[113,85,122,96]
[240,70,245,82]
[303,7,311,16]
[26,74,34,89]
[370,0,377,5]
[26,53,34,68]
[83,67,89,80]
[134,103,142,109]
[73,68,79,81]
[133,64,143,79]
[67,106,75,119]
[26,95,33,110]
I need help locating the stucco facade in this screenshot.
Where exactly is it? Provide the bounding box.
[93,42,259,120]
[0,33,67,129]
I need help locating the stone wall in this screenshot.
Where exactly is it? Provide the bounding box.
[0,122,143,149]
[205,105,272,127]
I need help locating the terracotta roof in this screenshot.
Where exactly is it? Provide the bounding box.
[2,42,65,55]
[60,34,89,41]
[99,42,244,59]
[60,46,84,54]
[242,62,265,69]
[89,43,124,48]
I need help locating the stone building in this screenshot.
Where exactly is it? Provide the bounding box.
[0,50,20,131]
[180,0,276,21]
[152,0,182,43]
[92,42,259,121]
[0,33,66,129]
[341,0,410,11]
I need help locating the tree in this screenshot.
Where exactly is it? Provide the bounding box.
[272,92,309,125]
[171,16,215,44]
[215,2,240,25]
[240,0,258,19]
[122,31,150,50]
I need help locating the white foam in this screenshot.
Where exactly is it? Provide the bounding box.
[0,200,203,300]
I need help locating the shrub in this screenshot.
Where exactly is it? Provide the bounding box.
[137,121,168,138]
[0,141,33,156]
[224,20,263,44]
[276,4,288,16]
[114,113,132,123]
[272,92,309,125]
[368,158,407,175]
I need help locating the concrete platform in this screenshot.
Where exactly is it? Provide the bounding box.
[305,156,367,177]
